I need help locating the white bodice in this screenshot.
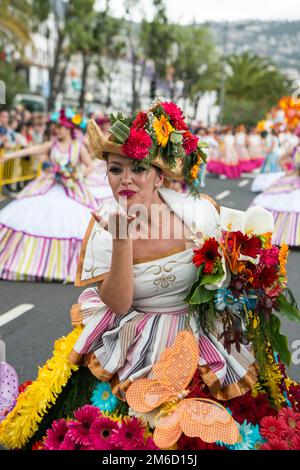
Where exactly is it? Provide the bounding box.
[50,140,80,168]
[132,248,196,312]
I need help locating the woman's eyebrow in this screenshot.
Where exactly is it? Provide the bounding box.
[108,161,123,166]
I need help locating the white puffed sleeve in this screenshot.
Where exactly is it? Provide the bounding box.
[75,201,116,286]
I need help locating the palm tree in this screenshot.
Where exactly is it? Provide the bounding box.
[222,52,290,126]
[0,1,32,51]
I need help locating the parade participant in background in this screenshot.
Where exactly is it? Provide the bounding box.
[235,124,252,173]
[0,109,101,282]
[247,127,265,170]
[1,99,299,452]
[251,128,285,192]
[218,126,241,179]
[251,127,300,246]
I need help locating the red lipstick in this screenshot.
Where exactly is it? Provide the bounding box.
[119,190,137,198]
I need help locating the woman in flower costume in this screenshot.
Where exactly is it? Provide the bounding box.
[0,109,100,282]
[251,134,300,247]
[1,100,300,451]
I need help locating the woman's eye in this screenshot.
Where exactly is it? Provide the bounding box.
[132,166,146,173]
[108,167,122,174]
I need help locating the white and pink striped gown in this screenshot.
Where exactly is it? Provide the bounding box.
[0,140,105,282]
[69,188,257,401]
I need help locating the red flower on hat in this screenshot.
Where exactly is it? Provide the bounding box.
[123,127,152,160]
[183,131,199,155]
[193,238,221,273]
[161,101,188,130]
[132,112,148,131]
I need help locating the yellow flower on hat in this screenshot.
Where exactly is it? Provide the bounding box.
[190,164,199,180]
[153,115,174,147]
[72,114,82,125]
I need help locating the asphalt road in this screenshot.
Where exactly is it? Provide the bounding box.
[0,172,299,385]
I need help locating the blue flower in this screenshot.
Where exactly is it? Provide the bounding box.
[215,288,243,313]
[91,382,119,413]
[240,294,258,311]
[219,420,265,451]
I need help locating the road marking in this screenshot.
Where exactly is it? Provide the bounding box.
[215,190,231,200]
[238,179,249,187]
[0,304,34,327]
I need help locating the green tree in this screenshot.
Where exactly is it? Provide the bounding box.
[140,0,174,100]
[222,52,290,126]
[169,24,220,114]
[0,0,32,52]
[0,61,28,106]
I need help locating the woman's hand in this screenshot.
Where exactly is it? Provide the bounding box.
[91,210,136,240]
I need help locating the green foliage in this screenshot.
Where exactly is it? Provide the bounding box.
[269,314,291,366]
[276,293,300,322]
[0,62,28,106]
[222,52,291,126]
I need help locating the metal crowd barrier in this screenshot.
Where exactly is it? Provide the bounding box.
[0,148,41,196]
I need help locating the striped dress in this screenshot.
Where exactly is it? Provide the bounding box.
[0,140,101,282]
[69,189,258,401]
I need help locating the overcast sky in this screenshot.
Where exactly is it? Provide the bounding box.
[104,0,300,23]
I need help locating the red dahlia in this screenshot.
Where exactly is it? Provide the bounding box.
[122,127,152,160]
[193,238,221,273]
[261,439,289,450]
[252,266,278,289]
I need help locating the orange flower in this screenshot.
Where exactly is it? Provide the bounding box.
[190,164,199,180]
[72,114,82,125]
[279,243,289,278]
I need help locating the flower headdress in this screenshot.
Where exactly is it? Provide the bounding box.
[87,99,208,196]
[49,108,87,131]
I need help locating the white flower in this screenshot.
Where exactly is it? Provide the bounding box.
[220,205,274,235]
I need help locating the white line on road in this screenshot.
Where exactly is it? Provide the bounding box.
[215,190,231,200]
[0,304,35,327]
[238,179,249,187]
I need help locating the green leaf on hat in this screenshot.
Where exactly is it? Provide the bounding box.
[108,120,130,144]
[170,131,184,144]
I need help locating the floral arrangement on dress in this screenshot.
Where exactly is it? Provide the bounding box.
[185,205,300,407]
[107,99,208,195]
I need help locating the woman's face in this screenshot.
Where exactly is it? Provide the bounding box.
[55,124,71,141]
[107,154,164,208]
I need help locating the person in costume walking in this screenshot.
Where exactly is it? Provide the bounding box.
[251,129,300,247]
[0,109,101,282]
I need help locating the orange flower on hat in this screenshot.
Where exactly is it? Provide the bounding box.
[72,114,82,125]
[153,115,174,147]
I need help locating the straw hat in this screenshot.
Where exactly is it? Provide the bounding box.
[87,119,185,181]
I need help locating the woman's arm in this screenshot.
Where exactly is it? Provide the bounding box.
[99,238,133,314]
[79,144,95,176]
[1,141,52,161]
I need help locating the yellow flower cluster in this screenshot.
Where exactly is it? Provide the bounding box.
[153,115,174,147]
[261,348,286,410]
[190,153,202,181]
[0,327,82,449]
[72,114,82,125]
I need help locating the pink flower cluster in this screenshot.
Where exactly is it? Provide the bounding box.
[41,405,157,451]
[260,408,300,450]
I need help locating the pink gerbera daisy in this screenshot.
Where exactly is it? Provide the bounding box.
[290,434,300,450]
[111,417,145,450]
[261,439,289,450]
[278,408,300,432]
[67,405,100,446]
[89,417,118,450]
[260,416,287,441]
[60,431,92,450]
[44,419,69,450]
